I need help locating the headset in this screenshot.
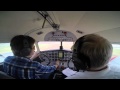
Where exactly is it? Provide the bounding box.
[72,36,91,71]
[20,36,32,57]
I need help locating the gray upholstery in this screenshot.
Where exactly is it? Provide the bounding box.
[0,71,15,79]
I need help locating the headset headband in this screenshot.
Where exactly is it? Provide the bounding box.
[72,36,91,71]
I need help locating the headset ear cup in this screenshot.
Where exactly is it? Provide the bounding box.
[73,60,81,71]
[12,49,20,56]
[72,36,91,71]
[20,36,32,57]
[73,56,86,71]
[20,48,31,56]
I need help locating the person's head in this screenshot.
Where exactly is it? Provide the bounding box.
[10,35,35,57]
[72,34,113,71]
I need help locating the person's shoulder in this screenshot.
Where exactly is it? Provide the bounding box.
[107,65,120,79]
[109,64,120,73]
[65,72,81,79]
[109,64,120,68]
[4,56,15,62]
[31,60,41,64]
[30,60,42,67]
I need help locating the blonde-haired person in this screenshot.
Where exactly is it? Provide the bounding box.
[66,34,120,79]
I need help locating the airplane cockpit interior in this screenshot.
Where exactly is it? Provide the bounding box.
[0,11,120,79]
[32,30,77,79]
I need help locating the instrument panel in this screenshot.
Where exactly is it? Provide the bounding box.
[41,49,73,61]
[40,49,74,69]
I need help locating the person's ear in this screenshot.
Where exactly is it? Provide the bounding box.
[33,45,35,50]
[71,45,74,51]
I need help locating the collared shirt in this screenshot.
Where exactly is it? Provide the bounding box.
[3,56,56,79]
[65,64,120,79]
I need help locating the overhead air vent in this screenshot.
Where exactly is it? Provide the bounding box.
[33,18,41,22]
[76,30,83,34]
[36,31,43,35]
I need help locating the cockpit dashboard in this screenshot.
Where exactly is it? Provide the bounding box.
[35,49,74,69]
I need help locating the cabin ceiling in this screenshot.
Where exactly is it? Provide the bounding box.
[0,11,120,43]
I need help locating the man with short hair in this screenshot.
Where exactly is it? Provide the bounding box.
[3,35,59,79]
[66,34,120,79]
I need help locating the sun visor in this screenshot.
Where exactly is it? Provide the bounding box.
[44,30,77,41]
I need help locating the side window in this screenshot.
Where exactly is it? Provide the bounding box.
[0,43,13,62]
[112,44,120,57]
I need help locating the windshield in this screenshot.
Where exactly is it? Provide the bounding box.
[38,41,74,51]
[0,43,120,63]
